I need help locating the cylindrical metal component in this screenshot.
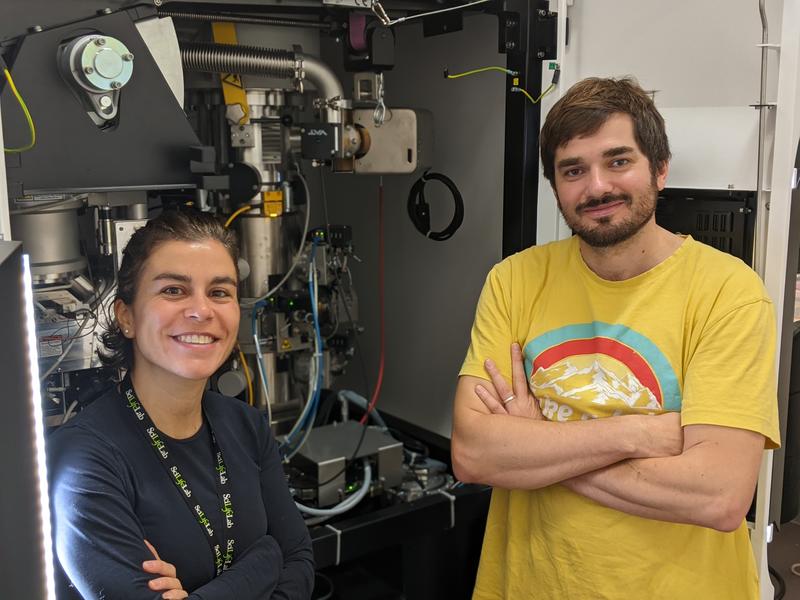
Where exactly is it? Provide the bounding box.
[180,42,296,78]
[238,212,286,298]
[10,199,87,284]
[127,203,147,220]
[243,90,289,186]
[97,207,115,257]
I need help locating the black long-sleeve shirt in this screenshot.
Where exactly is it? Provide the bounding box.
[47,386,314,600]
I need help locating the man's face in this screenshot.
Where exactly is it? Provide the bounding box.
[552,113,668,248]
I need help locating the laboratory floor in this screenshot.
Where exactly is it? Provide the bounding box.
[770,521,800,599]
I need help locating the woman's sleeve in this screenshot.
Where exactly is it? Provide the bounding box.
[48,427,164,600]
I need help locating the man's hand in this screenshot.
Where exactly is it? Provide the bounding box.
[473,343,544,420]
[143,539,189,600]
[473,343,683,460]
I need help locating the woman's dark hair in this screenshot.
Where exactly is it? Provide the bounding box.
[99,209,240,371]
[540,77,671,186]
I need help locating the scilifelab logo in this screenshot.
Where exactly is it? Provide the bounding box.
[146,427,169,459]
[222,492,234,529]
[170,466,191,498]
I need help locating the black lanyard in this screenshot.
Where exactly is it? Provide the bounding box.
[122,376,236,576]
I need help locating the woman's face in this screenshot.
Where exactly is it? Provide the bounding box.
[116,239,240,384]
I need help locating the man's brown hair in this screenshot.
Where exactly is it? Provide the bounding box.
[540,77,671,185]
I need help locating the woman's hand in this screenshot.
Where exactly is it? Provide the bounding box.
[474,343,544,420]
[143,539,189,600]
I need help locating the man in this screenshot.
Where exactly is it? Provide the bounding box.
[452,77,780,600]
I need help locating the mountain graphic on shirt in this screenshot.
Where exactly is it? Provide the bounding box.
[530,358,661,416]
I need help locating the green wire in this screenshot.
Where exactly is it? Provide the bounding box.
[4,68,36,153]
[445,65,517,79]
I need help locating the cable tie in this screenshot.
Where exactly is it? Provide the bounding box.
[325,523,343,565]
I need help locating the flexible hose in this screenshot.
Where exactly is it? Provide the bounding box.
[180,42,296,78]
[295,459,372,517]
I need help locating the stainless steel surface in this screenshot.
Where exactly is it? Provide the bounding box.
[238,212,286,298]
[298,54,345,124]
[294,421,403,506]
[113,219,148,271]
[10,200,87,283]
[127,203,148,220]
[353,108,433,174]
[136,16,184,106]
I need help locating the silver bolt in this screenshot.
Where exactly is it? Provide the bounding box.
[537,50,546,58]
[122,53,134,62]
[350,138,357,144]
[537,9,548,16]
[345,151,352,158]
[99,95,112,108]
[84,66,95,75]
[506,41,516,50]
[95,38,106,46]
[28,25,43,33]
[110,81,122,89]
[330,150,336,155]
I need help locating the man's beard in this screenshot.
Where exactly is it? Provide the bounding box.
[558,182,658,248]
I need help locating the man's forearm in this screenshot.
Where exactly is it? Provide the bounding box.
[561,428,764,531]
[453,410,653,489]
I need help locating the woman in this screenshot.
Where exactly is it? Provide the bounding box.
[47,210,314,599]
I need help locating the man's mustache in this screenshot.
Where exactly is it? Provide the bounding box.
[576,194,631,212]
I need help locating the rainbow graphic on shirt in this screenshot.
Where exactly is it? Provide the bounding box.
[523,322,681,421]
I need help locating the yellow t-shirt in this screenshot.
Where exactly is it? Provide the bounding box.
[460,235,780,600]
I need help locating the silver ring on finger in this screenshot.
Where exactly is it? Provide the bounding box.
[502,394,516,405]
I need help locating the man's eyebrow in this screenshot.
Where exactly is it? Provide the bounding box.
[210,276,237,287]
[556,156,582,169]
[603,146,635,158]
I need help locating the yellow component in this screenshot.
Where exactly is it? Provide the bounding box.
[237,347,255,406]
[211,22,249,125]
[281,338,292,351]
[3,68,36,153]
[225,205,252,228]
[513,77,519,86]
[262,190,284,218]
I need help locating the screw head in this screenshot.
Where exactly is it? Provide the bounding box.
[99,95,112,108]
[94,37,106,46]
[506,41,516,50]
[536,50,546,58]
[122,53,134,62]
[537,9,548,16]
[84,66,95,75]
[110,80,122,89]
[28,25,43,33]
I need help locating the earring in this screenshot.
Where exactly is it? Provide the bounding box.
[124,329,129,334]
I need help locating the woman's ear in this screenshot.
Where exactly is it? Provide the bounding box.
[114,298,134,338]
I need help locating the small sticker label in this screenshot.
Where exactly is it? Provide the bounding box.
[39,336,64,358]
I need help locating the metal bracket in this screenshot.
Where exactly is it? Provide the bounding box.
[533,6,558,60]
[231,124,255,148]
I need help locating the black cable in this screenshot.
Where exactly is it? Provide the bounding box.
[407,170,464,241]
[770,565,786,600]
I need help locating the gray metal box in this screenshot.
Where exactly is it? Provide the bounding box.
[293,421,403,507]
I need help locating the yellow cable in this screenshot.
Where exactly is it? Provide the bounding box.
[515,83,556,105]
[446,66,515,79]
[3,69,35,153]
[238,347,254,406]
[224,205,252,228]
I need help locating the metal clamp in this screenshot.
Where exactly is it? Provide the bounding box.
[325,523,343,565]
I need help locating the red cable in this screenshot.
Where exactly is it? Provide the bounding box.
[360,179,385,424]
